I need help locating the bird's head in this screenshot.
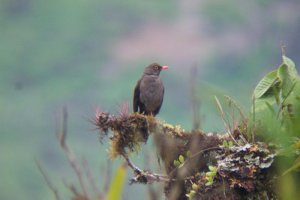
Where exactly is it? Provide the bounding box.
[144,63,169,76]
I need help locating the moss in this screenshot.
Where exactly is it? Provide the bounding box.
[95,111,277,199]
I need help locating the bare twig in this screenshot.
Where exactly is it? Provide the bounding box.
[168,146,221,177]
[117,101,130,117]
[189,146,221,160]
[57,106,88,198]
[57,106,67,147]
[224,96,248,144]
[122,154,171,184]
[222,177,227,199]
[190,65,201,130]
[62,179,86,199]
[214,96,239,145]
[281,41,286,57]
[224,95,247,126]
[35,159,61,200]
[252,95,256,142]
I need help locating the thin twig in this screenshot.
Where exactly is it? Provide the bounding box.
[35,159,61,200]
[224,95,247,126]
[252,95,256,142]
[225,96,248,144]
[190,146,221,160]
[122,154,139,172]
[222,177,227,199]
[214,96,239,145]
[57,106,88,198]
[122,154,171,183]
[281,42,286,57]
[168,146,221,177]
[62,179,81,198]
[236,127,248,144]
[190,65,201,130]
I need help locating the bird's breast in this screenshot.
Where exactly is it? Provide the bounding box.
[139,76,164,109]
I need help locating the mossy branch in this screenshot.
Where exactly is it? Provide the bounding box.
[95,111,277,200]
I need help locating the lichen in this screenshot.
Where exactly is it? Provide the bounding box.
[217,142,276,192]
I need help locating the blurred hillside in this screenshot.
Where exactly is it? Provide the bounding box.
[1,0,300,199]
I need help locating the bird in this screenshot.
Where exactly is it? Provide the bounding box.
[133,63,168,116]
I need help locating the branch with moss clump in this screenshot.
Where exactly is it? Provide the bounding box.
[94,111,277,200]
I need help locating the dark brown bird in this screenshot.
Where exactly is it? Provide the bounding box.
[133,63,169,116]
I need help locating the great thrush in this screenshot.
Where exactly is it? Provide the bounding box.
[133,63,168,116]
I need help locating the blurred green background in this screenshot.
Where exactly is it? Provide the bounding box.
[1,0,300,199]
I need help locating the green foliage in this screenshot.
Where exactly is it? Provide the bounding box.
[173,151,191,168]
[186,182,201,199]
[185,190,196,199]
[173,154,185,168]
[253,69,278,99]
[282,156,300,176]
[1,0,300,198]
[205,166,218,186]
[222,140,234,149]
[252,55,300,142]
[251,55,300,193]
[253,56,299,103]
[282,139,300,176]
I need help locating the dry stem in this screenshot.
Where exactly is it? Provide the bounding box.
[35,159,61,200]
[57,106,88,198]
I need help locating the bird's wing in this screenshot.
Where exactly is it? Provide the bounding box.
[133,79,141,112]
[154,84,164,115]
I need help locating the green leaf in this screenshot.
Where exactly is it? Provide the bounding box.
[254,93,276,113]
[205,181,213,186]
[253,70,278,98]
[174,160,181,167]
[190,190,196,195]
[282,55,298,78]
[208,165,217,172]
[265,101,276,115]
[192,183,199,190]
[278,63,294,98]
[282,155,300,176]
[206,171,217,177]
[107,164,127,200]
[291,77,300,98]
[223,140,228,147]
[186,190,196,198]
[179,155,185,163]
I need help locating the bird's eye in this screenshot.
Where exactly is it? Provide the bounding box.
[154,66,159,70]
